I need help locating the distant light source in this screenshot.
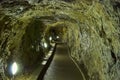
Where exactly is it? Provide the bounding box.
[41,61,47,65]
[56,36,59,39]
[44,42,48,48]
[49,36,52,41]
[11,62,18,75]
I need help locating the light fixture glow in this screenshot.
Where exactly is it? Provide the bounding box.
[11,62,18,75]
[44,43,48,48]
[49,36,52,41]
[41,61,47,65]
[56,36,59,39]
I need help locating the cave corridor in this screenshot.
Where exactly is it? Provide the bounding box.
[0,0,120,80]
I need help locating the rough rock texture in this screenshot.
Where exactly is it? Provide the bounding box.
[0,0,120,80]
[0,13,46,79]
[66,0,120,80]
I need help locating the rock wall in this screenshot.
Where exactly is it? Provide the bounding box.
[66,1,120,80]
[0,13,47,79]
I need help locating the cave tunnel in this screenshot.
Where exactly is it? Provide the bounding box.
[0,0,120,80]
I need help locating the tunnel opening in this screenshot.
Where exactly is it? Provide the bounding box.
[44,22,67,44]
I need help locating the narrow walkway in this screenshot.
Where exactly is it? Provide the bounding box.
[43,44,84,80]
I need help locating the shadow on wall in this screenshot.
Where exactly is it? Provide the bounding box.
[20,18,45,71]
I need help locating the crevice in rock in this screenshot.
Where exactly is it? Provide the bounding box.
[62,0,75,2]
[111,50,117,64]
[107,38,112,43]
[113,1,120,11]
[99,18,106,39]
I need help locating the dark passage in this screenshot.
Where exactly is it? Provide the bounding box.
[43,44,84,80]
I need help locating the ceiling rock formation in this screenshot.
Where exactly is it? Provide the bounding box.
[0,0,120,80]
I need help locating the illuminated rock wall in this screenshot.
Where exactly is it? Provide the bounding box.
[66,1,120,80]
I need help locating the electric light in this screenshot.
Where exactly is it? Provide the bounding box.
[44,42,48,48]
[11,62,18,75]
[56,36,59,39]
[41,61,47,65]
[49,36,52,41]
